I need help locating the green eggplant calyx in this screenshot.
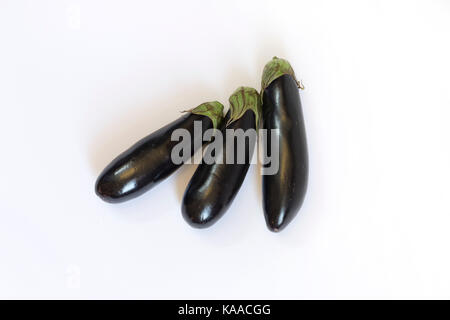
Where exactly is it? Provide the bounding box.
[261,57,303,94]
[184,101,224,129]
[228,86,261,129]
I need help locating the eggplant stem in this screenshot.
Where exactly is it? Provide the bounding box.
[297,79,305,90]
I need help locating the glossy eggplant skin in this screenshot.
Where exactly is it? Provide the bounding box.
[262,74,308,232]
[95,113,212,203]
[182,110,256,228]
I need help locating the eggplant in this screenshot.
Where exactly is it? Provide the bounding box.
[182,87,261,228]
[261,57,308,232]
[95,102,224,203]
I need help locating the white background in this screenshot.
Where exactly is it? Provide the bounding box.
[1,0,449,299]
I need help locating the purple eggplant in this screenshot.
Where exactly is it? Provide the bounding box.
[261,57,308,232]
[95,102,224,203]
